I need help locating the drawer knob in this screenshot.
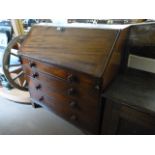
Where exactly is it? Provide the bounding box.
[32,72,39,78]
[36,84,41,90]
[70,101,78,108]
[68,88,76,96]
[39,96,44,101]
[67,74,77,83]
[29,62,36,68]
[70,115,77,121]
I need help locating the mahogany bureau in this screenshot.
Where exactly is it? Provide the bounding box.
[19,23,129,134]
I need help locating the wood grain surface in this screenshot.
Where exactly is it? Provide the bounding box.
[20,25,126,77]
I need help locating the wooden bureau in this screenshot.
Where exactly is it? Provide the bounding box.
[19,23,129,134]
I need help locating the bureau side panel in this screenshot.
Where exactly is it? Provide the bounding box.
[102,28,129,90]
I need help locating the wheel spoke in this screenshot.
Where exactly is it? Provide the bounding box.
[10,52,19,57]
[10,49,18,54]
[13,71,24,81]
[9,66,22,73]
[22,80,27,87]
[9,64,21,67]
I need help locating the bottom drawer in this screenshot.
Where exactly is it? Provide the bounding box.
[30,91,100,134]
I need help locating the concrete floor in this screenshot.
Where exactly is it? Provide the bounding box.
[0,96,84,135]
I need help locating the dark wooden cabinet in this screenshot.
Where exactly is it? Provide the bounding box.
[101,69,155,135]
[19,23,129,134]
[101,22,155,135]
[102,100,155,134]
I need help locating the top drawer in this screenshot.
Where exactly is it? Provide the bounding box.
[22,57,101,88]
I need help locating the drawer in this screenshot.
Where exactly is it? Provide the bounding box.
[27,75,100,114]
[30,90,100,133]
[24,68,100,102]
[22,57,100,87]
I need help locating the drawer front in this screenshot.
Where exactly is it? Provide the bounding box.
[24,67,100,102]
[22,57,100,87]
[30,90,100,133]
[27,75,100,114]
[21,56,101,133]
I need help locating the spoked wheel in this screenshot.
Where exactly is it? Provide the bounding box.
[2,35,28,91]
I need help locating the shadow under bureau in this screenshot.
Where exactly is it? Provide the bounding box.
[19,23,129,134]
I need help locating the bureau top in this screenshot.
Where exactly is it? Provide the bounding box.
[35,23,130,30]
[19,24,128,77]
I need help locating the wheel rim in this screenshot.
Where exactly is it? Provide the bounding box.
[2,35,28,91]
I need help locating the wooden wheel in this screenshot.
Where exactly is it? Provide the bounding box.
[2,35,28,91]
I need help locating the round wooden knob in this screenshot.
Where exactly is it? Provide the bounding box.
[32,72,39,78]
[70,101,78,108]
[70,115,77,121]
[29,62,36,68]
[68,88,76,96]
[36,84,41,90]
[39,96,44,101]
[67,74,77,83]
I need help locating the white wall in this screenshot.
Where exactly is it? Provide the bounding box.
[128,54,155,73]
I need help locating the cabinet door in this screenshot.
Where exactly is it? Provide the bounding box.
[101,100,155,135]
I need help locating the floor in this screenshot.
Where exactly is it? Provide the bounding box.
[0,96,84,135]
